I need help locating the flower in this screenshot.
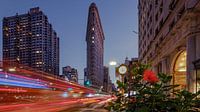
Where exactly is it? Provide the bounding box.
[143,69,158,83]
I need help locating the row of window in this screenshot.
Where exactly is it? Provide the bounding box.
[140,1,185,60]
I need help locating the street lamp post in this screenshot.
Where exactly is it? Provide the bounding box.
[117,64,128,83]
[116,64,128,96]
[109,60,118,82]
[109,61,129,83]
[109,61,129,94]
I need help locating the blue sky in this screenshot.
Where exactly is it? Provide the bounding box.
[0,0,138,84]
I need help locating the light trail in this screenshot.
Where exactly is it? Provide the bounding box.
[0,97,106,112]
[0,69,96,106]
[0,88,27,92]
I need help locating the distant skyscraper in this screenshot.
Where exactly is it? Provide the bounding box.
[103,66,112,92]
[3,7,59,75]
[62,66,78,83]
[85,3,105,89]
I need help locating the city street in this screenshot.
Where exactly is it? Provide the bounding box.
[61,99,109,112]
[0,96,111,112]
[1,0,200,111]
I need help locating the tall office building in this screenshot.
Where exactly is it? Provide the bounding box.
[138,0,200,92]
[85,3,105,89]
[3,7,59,75]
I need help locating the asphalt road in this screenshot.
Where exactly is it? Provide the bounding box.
[0,96,112,112]
[60,99,109,112]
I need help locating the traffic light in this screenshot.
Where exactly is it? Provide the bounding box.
[84,80,91,87]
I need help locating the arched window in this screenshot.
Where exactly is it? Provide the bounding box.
[173,51,187,90]
[174,51,186,72]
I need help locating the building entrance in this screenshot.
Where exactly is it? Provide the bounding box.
[173,51,187,90]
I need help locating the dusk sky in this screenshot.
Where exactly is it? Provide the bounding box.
[0,0,138,84]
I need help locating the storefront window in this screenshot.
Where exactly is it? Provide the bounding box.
[197,69,200,92]
[193,59,200,93]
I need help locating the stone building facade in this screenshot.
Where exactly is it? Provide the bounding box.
[138,0,200,92]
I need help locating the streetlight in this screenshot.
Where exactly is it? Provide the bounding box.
[109,61,117,66]
[109,61,119,89]
[109,60,128,90]
[109,61,128,83]
[116,64,128,83]
[132,30,138,35]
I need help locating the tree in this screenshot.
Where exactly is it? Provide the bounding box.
[106,63,200,112]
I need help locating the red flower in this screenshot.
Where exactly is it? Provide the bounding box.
[143,70,158,83]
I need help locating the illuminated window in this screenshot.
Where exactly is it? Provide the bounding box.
[92,41,94,43]
[36,62,43,64]
[174,51,186,72]
[36,51,42,53]
[92,37,94,39]
[92,27,95,31]
[4,27,8,31]
[197,69,200,92]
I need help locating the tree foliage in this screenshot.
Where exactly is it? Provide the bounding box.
[106,63,200,112]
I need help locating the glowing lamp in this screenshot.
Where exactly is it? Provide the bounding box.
[109,61,117,66]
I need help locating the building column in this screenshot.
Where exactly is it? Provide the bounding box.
[196,34,200,59]
[161,58,167,74]
[152,65,158,74]
[186,35,196,92]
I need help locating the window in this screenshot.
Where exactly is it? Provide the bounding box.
[159,19,163,28]
[178,6,185,19]
[155,13,158,21]
[169,0,178,10]
[150,4,152,10]
[169,19,175,31]
[155,28,159,36]
[155,0,158,5]
[174,51,186,72]
[160,2,163,14]
[150,28,152,35]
